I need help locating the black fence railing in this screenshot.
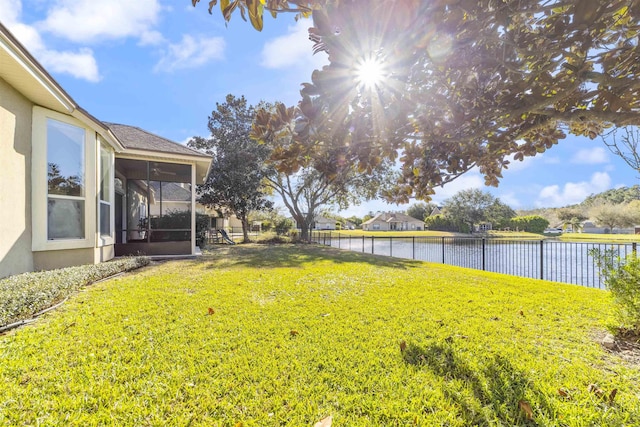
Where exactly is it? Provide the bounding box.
[311,231,639,289]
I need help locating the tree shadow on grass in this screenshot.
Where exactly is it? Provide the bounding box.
[194,244,424,270]
[402,341,553,426]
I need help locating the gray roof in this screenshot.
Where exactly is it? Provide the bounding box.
[105,123,210,158]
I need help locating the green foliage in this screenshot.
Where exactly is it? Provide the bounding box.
[443,189,496,232]
[591,248,640,333]
[0,257,149,328]
[583,185,640,207]
[424,214,468,233]
[405,202,435,221]
[190,94,274,242]
[0,245,636,425]
[274,218,294,235]
[485,200,517,229]
[509,215,550,234]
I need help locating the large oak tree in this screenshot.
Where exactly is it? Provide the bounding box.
[194,0,640,201]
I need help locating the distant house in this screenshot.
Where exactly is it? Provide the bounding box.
[429,206,444,217]
[362,212,425,231]
[313,216,337,230]
[474,222,493,232]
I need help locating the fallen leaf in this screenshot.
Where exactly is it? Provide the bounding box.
[519,310,524,316]
[290,330,299,337]
[314,415,332,427]
[518,400,533,420]
[207,307,215,315]
[400,341,407,352]
[587,383,604,398]
[558,388,569,398]
[609,388,617,403]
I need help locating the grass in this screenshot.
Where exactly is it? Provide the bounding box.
[0,256,149,328]
[1,245,639,426]
[560,233,640,243]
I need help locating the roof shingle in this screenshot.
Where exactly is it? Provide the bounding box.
[105,123,210,158]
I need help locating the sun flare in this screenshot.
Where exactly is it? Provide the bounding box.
[355,56,386,89]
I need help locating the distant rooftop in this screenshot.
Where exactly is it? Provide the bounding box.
[105,123,210,158]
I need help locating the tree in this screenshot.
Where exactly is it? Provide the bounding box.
[406,202,435,221]
[443,189,496,233]
[255,102,393,242]
[197,0,640,202]
[591,203,635,232]
[189,94,273,243]
[603,126,640,177]
[485,200,517,230]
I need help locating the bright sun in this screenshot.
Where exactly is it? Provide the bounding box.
[355,56,385,89]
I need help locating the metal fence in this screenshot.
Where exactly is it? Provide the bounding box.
[311,231,639,289]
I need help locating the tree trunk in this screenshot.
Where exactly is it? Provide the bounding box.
[239,214,250,243]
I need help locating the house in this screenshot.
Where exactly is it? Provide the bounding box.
[313,216,337,230]
[429,206,443,217]
[0,23,211,279]
[362,212,425,231]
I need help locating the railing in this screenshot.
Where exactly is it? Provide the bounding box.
[311,232,639,289]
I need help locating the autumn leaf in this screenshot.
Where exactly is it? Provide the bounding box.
[558,388,570,399]
[518,400,534,420]
[587,383,605,398]
[609,388,618,403]
[208,307,215,315]
[399,341,407,352]
[519,310,524,316]
[290,330,299,337]
[314,415,332,427]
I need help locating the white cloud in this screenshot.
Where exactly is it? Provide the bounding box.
[38,48,100,82]
[154,34,225,73]
[138,30,165,47]
[497,192,522,208]
[572,146,609,164]
[535,172,612,207]
[37,0,163,44]
[431,172,484,203]
[2,0,100,82]
[260,19,328,70]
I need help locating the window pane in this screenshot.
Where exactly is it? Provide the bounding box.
[48,198,84,239]
[47,119,84,197]
[100,202,111,237]
[100,145,111,202]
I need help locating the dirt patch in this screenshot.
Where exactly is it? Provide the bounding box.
[596,329,640,366]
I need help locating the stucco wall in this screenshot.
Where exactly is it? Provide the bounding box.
[0,77,34,278]
[33,248,95,272]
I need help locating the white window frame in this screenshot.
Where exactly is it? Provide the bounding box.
[32,107,96,251]
[97,138,115,246]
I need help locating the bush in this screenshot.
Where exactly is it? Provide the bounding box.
[590,248,640,333]
[509,215,549,233]
[274,218,294,235]
[0,257,149,328]
[424,214,468,233]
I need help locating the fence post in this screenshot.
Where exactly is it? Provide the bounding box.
[390,236,393,257]
[539,240,544,280]
[482,238,486,271]
[412,236,415,260]
[338,232,341,249]
[372,236,375,254]
[442,236,445,264]
[362,235,365,253]
[633,242,637,254]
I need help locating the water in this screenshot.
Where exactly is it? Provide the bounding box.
[317,234,637,289]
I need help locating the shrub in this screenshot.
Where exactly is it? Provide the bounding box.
[274,218,294,235]
[0,257,149,328]
[590,248,640,333]
[509,215,549,233]
[424,214,468,233]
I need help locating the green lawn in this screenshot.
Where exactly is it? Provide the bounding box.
[560,233,640,243]
[1,245,638,426]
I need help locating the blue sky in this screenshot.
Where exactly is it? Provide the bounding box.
[3,0,638,217]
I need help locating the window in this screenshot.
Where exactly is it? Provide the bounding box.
[373,224,380,230]
[99,142,112,238]
[47,119,85,240]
